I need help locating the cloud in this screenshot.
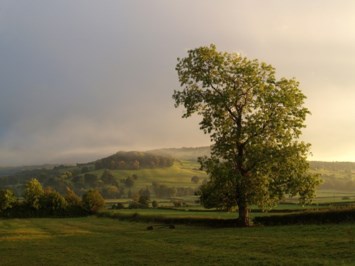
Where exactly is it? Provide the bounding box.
[0,0,354,165]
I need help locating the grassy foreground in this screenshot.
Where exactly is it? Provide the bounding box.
[0,217,354,266]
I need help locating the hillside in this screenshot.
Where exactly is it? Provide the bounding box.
[147,146,211,161]
[0,151,206,199]
[0,147,355,201]
[92,151,174,170]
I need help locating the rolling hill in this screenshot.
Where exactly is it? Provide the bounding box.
[0,147,354,201]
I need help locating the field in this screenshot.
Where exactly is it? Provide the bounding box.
[1,149,355,265]
[93,160,207,191]
[0,216,354,266]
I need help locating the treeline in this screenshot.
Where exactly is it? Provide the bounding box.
[93,151,174,170]
[0,168,125,198]
[151,182,195,198]
[310,161,355,172]
[0,178,105,218]
[309,161,355,191]
[319,175,355,191]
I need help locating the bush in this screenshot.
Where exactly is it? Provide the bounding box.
[0,189,17,212]
[23,178,44,210]
[152,200,159,208]
[172,200,187,207]
[128,201,148,209]
[253,208,355,225]
[111,202,125,209]
[40,188,68,215]
[82,190,105,213]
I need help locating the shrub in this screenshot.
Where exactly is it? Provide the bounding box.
[64,187,86,216]
[40,188,68,215]
[138,195,150,208]
[0,188,17,212]
[23,178,44,210]
[111,202,125,209]
[138,188,151,207]
[128,201,148,209]
[253,208,355,225]
[152,200,159,208]
[82,190,105,213]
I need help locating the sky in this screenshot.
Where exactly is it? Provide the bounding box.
[0,0,354,166]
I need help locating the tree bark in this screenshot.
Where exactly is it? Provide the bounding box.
[237,203,250,227]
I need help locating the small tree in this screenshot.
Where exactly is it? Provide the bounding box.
[151,200,159,208]
[65,187,83,215]
[0,189,17,212]
[173,44,321,226]
[40,187,67,215]
[138,188,151,207]
[84,173,100,187]
[23,178,44,210]
[101,169,118,186]
[82,190,105,213]
[65,187,82,207]
[124,176,135,188]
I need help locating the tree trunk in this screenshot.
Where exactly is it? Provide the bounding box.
[237,203,250,227]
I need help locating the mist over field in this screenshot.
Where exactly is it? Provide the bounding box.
[1,0,355,166]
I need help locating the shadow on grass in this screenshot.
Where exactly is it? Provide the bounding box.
[98,207,355,227]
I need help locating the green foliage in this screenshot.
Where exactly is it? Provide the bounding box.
[100,185,122,199]
[23,178,44,210]
[0,188,16,212]
[111,202,125,209]
[65,187,82,207]
[151,182,176,198]
[94,151,174,170]
[123,176,135,188]
[1,180,88,217]
[148,146,211,161]
[84,173,100,187]
[138,188,151,207]
[0,156,205,198]
[151,200,159,208]
[128,201,148,209]
[40,188,68,215]
[101,169,118,186]
[82,190,105,213]
[173,44,321,225]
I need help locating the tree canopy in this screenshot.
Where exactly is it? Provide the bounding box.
[173,44,320,226]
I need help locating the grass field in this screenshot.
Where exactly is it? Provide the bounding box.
[0,216,354,266]
[92,160,207,192]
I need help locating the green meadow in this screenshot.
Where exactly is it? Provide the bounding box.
[1,149,355,265]
[0,216,354,266]
[94,160,207,191]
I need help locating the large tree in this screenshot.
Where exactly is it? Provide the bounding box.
[173,45,320,226]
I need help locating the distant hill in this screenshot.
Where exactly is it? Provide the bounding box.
[148,146,211,161]
[0,147,355,198]
[0,152,203,199]
[92,151,174,170]
[0,164,58,177]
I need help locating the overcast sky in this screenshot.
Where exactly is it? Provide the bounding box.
[0,0,354,166]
